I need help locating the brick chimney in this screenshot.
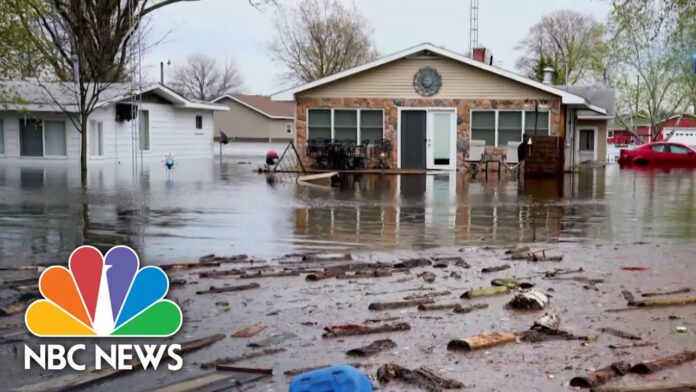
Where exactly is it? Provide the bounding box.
[472,47,487,62]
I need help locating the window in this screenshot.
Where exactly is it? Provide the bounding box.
[670,145,690,154]
[0,119,4,155]
[139,110,149,151]
[286,123,292,134]
[524,111,549,135]
[308,109,331,139]
[608,130,614,138]
[19,119,67,157]
[334,110,357,142]
[360,110,383,143]
[89,120,104,157]
[471,111,496,146]
[307,109,384,143]
[579,129,594,151]
[195,115,203,129]
[498,111,523,147]
[651,145,668,152]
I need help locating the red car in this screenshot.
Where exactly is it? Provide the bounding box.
[619,142,696,167]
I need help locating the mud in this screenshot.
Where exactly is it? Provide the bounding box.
[2,241,696,391]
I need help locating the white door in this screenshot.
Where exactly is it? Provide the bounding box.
[426,110,456,170]
[578,128,596,162]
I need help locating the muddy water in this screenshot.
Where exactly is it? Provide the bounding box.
[2,142,696,266]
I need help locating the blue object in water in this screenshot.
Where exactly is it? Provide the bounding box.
[165,158,175,169]
[289,365,373,392]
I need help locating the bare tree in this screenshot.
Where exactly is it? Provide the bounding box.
[610,2,689,141]
[269,0,378,83]
[515,10,606,85]
[171,54,244,101]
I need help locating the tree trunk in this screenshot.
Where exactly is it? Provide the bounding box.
[80,113,88,188]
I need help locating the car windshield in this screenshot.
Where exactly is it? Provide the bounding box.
[670,145,690,154]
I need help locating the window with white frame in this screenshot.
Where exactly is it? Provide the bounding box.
[307,109,384,143]
[89,120,104,157]
[19,119,67,157]
[471,110,550,147]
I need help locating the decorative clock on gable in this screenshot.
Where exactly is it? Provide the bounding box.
[413,67,442,97]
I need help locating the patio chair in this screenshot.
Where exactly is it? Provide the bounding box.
[463,139,486,176]
[373,139,392,169]
[502,141,523,175]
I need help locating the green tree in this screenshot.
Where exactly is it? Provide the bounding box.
[529,55,565,85]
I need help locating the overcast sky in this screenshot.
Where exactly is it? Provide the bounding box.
[143,0,612,95]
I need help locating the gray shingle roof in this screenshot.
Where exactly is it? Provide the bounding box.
[557,85,616,117]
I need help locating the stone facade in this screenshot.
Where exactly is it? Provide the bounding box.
[295,97,562,169]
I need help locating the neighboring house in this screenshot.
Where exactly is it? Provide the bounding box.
[657,114,696,146]
[272,43,614,171]
[608,114,653,145]
[211,94,294,142]
[0,81,227,166]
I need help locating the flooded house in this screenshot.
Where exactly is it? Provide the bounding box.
[211,94,295,142]
[0,81,227,165]
[272,43,614,172]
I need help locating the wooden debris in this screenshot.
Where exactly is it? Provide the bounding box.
[598,327,642,340]
[546,276,605,284]
[508,248,562,262]
[507,290,549,310]
[346,339,397,357]
[0,299,33,317]
[447,332,517,351]
[622,290,637,304]
[145,371,268,392]
[394,258,432,269]
[202,348,287,369]
[322,322,411,338]
[239,270,299,279]
[199,269,243,279]
[543,267,583,278]
[377,363,464,390]
[161,261,220,272]
[608,342,656,350]
[418,303,460,311]
[432,256,468,268]
[460,285,510,299]
[641,288,691,297]
[595,381,696,392]
[305,270,342,281]
[283,363,363,377]
[569,361,632,389]
[629,296,696,308]
[420,271,436,283]
[16,334,225,392]
[195,282,260,295]
[214,365,273,374]
[248,332,295,348]
[630,351,696,374]
[337,268,393,280]
[453,303,489,314]
[403,290,451,301]
[169,279,186,287]
[231,324,267,338]
[481,264,511,273]
[368,298,435,311]
[364,317,401,324]
[302,253,352,262]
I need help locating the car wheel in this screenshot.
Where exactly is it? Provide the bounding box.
[634,158,649,166]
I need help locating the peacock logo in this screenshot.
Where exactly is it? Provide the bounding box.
[25,245,182,337]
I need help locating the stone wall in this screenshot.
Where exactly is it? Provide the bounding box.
[295,97,562,169]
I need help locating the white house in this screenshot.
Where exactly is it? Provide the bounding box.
[0,81,227,166]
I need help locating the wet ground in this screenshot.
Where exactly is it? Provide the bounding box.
[1,142,696,391]
[2,142,696,267]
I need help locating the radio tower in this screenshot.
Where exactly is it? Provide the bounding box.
[469,0,479,56]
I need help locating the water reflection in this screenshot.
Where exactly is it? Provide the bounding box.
[1,152,695,265]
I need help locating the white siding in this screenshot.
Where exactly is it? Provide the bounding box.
[0,102,215,166]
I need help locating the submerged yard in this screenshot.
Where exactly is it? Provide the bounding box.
[1,142,696,391]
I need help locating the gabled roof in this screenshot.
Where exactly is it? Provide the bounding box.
[558,86,615,119]
[0,81,228,112]
[270,42,606,114]
[211,94,294,119]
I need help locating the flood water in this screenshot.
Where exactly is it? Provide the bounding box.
[1,142,696,266]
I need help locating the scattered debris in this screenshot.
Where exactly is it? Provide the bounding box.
[432,256,468,268]
[284,363,363,377]
[214,365,273,374]
[621,266,648,271]
[629,295,696,308]
[337,268,393,280]
[640,287,691,297]
[239,270,299,279]
[302,253,352,262]
[676,326,688,334]
[518,314,593,343]
[453,303,489,314]
[460,285,510,299]
[447,332,517,352]
[248,332,295,348]
[481,264,511,273]
[569,361,631,389]
[195,282,260,295]
[394,258,432,269]
[369,298,435,311]
[231,324,267,338]
[598,327,642,340]
[200,254,250,263]
[546,276,605,284]
[508,248,562,262]
[533,313,560,330]
[364,317,401,324]
[543,267,583,278]
[630,351,696,374]
[145,370,268,392]
[622,290,636,304]
[346,339,397,357]
[418,303,460,311]
[161,261,220,272]
[593,381,696,391]
[403,291,451,301]
[608,342,656,350]
[202,348,287,369]
[507,290,549,310]
[450,271,462,280]
[420,271,436,283]
[377,363,464,390]
[0,299,33,317]
[322,322,411,338]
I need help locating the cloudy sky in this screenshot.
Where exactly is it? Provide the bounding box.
[143,0,611,95]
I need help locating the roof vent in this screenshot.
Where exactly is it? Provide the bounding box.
[542,67,555,85]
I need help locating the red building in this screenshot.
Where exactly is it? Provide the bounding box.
[656,114,696,141]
